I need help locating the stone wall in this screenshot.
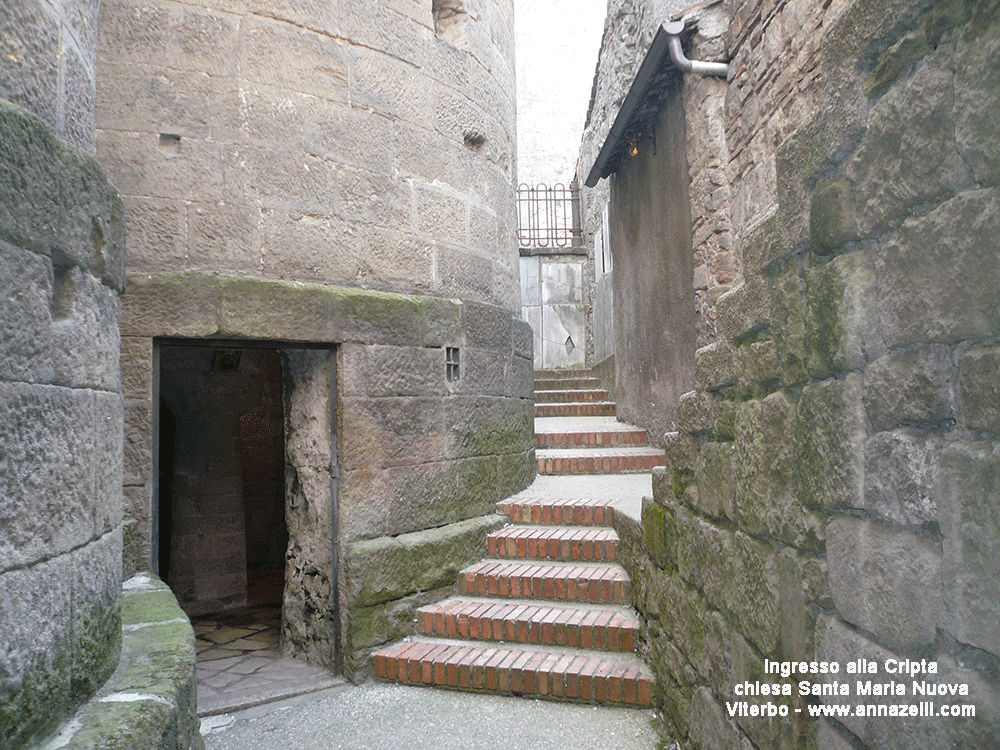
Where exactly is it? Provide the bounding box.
[0,0,100,151]
[96,0,519,312]
[585,0,1000,747]
[0,3,126,735]
[96,0,533,678]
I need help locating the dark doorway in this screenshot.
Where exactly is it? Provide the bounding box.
[158,345,288,616]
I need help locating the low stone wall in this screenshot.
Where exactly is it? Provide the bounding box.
[44,574,202,750]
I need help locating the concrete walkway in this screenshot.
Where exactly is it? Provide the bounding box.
[200,681,658,749]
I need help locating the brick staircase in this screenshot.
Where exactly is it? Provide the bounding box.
[372,368,659,707]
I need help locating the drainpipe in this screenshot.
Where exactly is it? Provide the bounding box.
[664,20,729,78]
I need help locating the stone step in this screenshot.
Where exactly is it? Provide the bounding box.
[535,401,617,417]
[417,598,639,652]
[372,638,653,706]
[488,525,618,562]
[535,427,648,448]
[533,369,593,380]
[499,497,618,527]
[535,388,610,403]
[534,376,601,390]
[461,560,631,604]
[536,446,667,475]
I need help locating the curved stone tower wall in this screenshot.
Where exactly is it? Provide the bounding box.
[96,0,519,310]
[97,0,533,676]
[0,2,125,746]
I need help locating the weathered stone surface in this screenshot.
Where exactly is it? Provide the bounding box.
[694,441,735,520]
[766,266,808,388]
[937,441,1000,658]
[0,382,97,571]
[958,347,1000,434]
[340,344,447,398]
[827,517,942,652]
[0,554,73,749]
[643,499,676,571]
[735,339,780,392]
[804,251,882,379]
[346,514,501,607]
[734,392,822,549]
[0,241,54,384]
[849,55,974,238]
[677,390,716,434]
[863,345,954,430]
[877,188,1000,347]
[688,686,742,750]
[810,179,857,252]
[695,341,738,391]
[864,429,939,526]
[796,374,866,511]
[70,530,123,700]
[954,15,1000,187]
[717,277,771,343]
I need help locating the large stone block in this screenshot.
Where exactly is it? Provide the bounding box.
[0,555,73,750]
[937,441,1000,658]
[0,241,54,384]
[0,383,97,571]
[694,341,737,391]
[734,392,823,549]
[345,514,500,607]
[70,530,123,700]
[955,14,1000,187]
[694,441,736,520]
[716,277,770,343]
[795,374,866,511]
[804,251,882,379]
[827,517,942,652]
[50,269,121,391]
[809,179,857,252]
[340,344,447,398]
[766,265,808,388]
[864,429,939,526]
[848,54,974,238]
[0,0,60,133]
[687,686,742,750]
[877,188,1000,347]
[863,345,954,431]
[958,347,1000,434]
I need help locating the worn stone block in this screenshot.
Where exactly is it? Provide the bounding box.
[51,269,121,391]
[0,555,73,749]
[954,16,1000,187]
[0,0,60,133]
[877,188,1000,347]
[810,179,857,253]
[436,244,494,303]
[688,686,742,750]
[864,429,939,526]
[340,345,447,399]
[677,390,716,434]
[0,383,97,571]
[735,338,780,392]
[695,441,735,520]
[0,241,54,384]
[119,335,152,400]
[766,266,808,388]
[827,517,942,652]
[70,530,123,699]
[937,442,1000,657]
[241,16,349,101]
[863,345,954,430]
[958,347,1000,434]
[123,397,152,488]
[734,392,823,549]
[695,341,737,391]
[717,277,770,343]
[643,499,676,571]
[805,251,882,379]
[796,374,866,510]
[866,29,932,99]
[93,391,124,536]
[849,52,974,238]
[346,514,500,607]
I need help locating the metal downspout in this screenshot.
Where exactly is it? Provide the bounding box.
[664,20,729,78]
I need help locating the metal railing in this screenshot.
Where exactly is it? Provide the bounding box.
[516,181,583,248]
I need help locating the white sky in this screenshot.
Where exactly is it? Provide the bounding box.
[515,0,608,188]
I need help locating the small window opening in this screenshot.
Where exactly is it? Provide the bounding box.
[446,347,460,382]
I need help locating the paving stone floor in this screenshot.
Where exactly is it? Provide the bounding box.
[193,605,342,716]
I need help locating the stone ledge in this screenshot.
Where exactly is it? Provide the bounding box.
[42,574,202,750]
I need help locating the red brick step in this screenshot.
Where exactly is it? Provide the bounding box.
[535,388,610,403]
[417,598,639,652]
[536,401,617,417]
[488,525,618,562]
[461,560,631,604]
[537,446,666,474]
[499,497,618,526]
[372,639,653,706]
